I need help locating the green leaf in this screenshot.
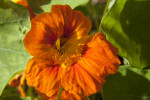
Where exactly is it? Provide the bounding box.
[108,0,115,10]
[22,97,32,100]
[0,96,31,100]
[27,0,89,14]
[88,92,102,100]
[101,0,150,69]
[0,0,31,95]
[102,65,150,100]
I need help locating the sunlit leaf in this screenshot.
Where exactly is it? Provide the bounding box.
[102,65,150,100]
[0,0,31,95]
[27,0,89,14]
[0,96,31,100]
[101,0,150,69]
[108,0,115,10]
[22,97,31,100]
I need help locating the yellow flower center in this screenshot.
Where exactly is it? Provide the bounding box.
[54,36,88,68]
[55,37,68,54]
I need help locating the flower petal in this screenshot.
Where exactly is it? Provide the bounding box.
[23,12,63,58]
[9,72,24,87]
[37,88,87,100]
[80,33,121,76]
[61,33,120,96]
[51,5,91,39]
[61,63,105,96]
[61,90,87,100]
[25,57,62,97]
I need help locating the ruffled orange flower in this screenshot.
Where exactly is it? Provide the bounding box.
[24,5,120,100]
[11,0,35,19]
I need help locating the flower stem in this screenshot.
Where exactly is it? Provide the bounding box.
[88,0,99,30]
[57,87,63,100]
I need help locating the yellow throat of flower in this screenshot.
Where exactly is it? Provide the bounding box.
[54,36,88,68]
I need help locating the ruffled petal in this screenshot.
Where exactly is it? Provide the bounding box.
[25,57,62,97]
[80,33,120,76]
[61,33,120,96]
[37,88,87,100]
[51,5,91,39]
[61,63,105,96]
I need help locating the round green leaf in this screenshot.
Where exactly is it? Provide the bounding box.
[27,0,89,14]
[0,0,31,95]
[101,0,150,69]
[102,65,150,100]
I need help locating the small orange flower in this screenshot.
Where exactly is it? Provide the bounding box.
[24,5,120,100]
[9,72,26,97]
[11,0,35,19]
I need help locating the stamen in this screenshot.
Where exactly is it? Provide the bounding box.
[54,36,86,68]
[55,38,61,52]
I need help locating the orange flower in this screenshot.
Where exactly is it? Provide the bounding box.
[11,0,35,19]
[9,72,26,97]
[24,5,120,100]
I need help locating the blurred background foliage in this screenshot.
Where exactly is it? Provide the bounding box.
[0,0,150,100]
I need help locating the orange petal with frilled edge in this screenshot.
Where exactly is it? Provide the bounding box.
[51,5,91,39]
[25,57,62,97]
[60,90,87,100]
[61,33,120,96]
[37,89,87,100]
[79,33,121,76]
[23,12,62,58]
[61,63,106,96]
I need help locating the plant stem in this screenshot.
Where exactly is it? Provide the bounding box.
[27,87,33,97]
[99,0,111,32]
[88,0,99,30]
[57,87,63,100]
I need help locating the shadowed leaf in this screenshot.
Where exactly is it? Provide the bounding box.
[102,65,150,100]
